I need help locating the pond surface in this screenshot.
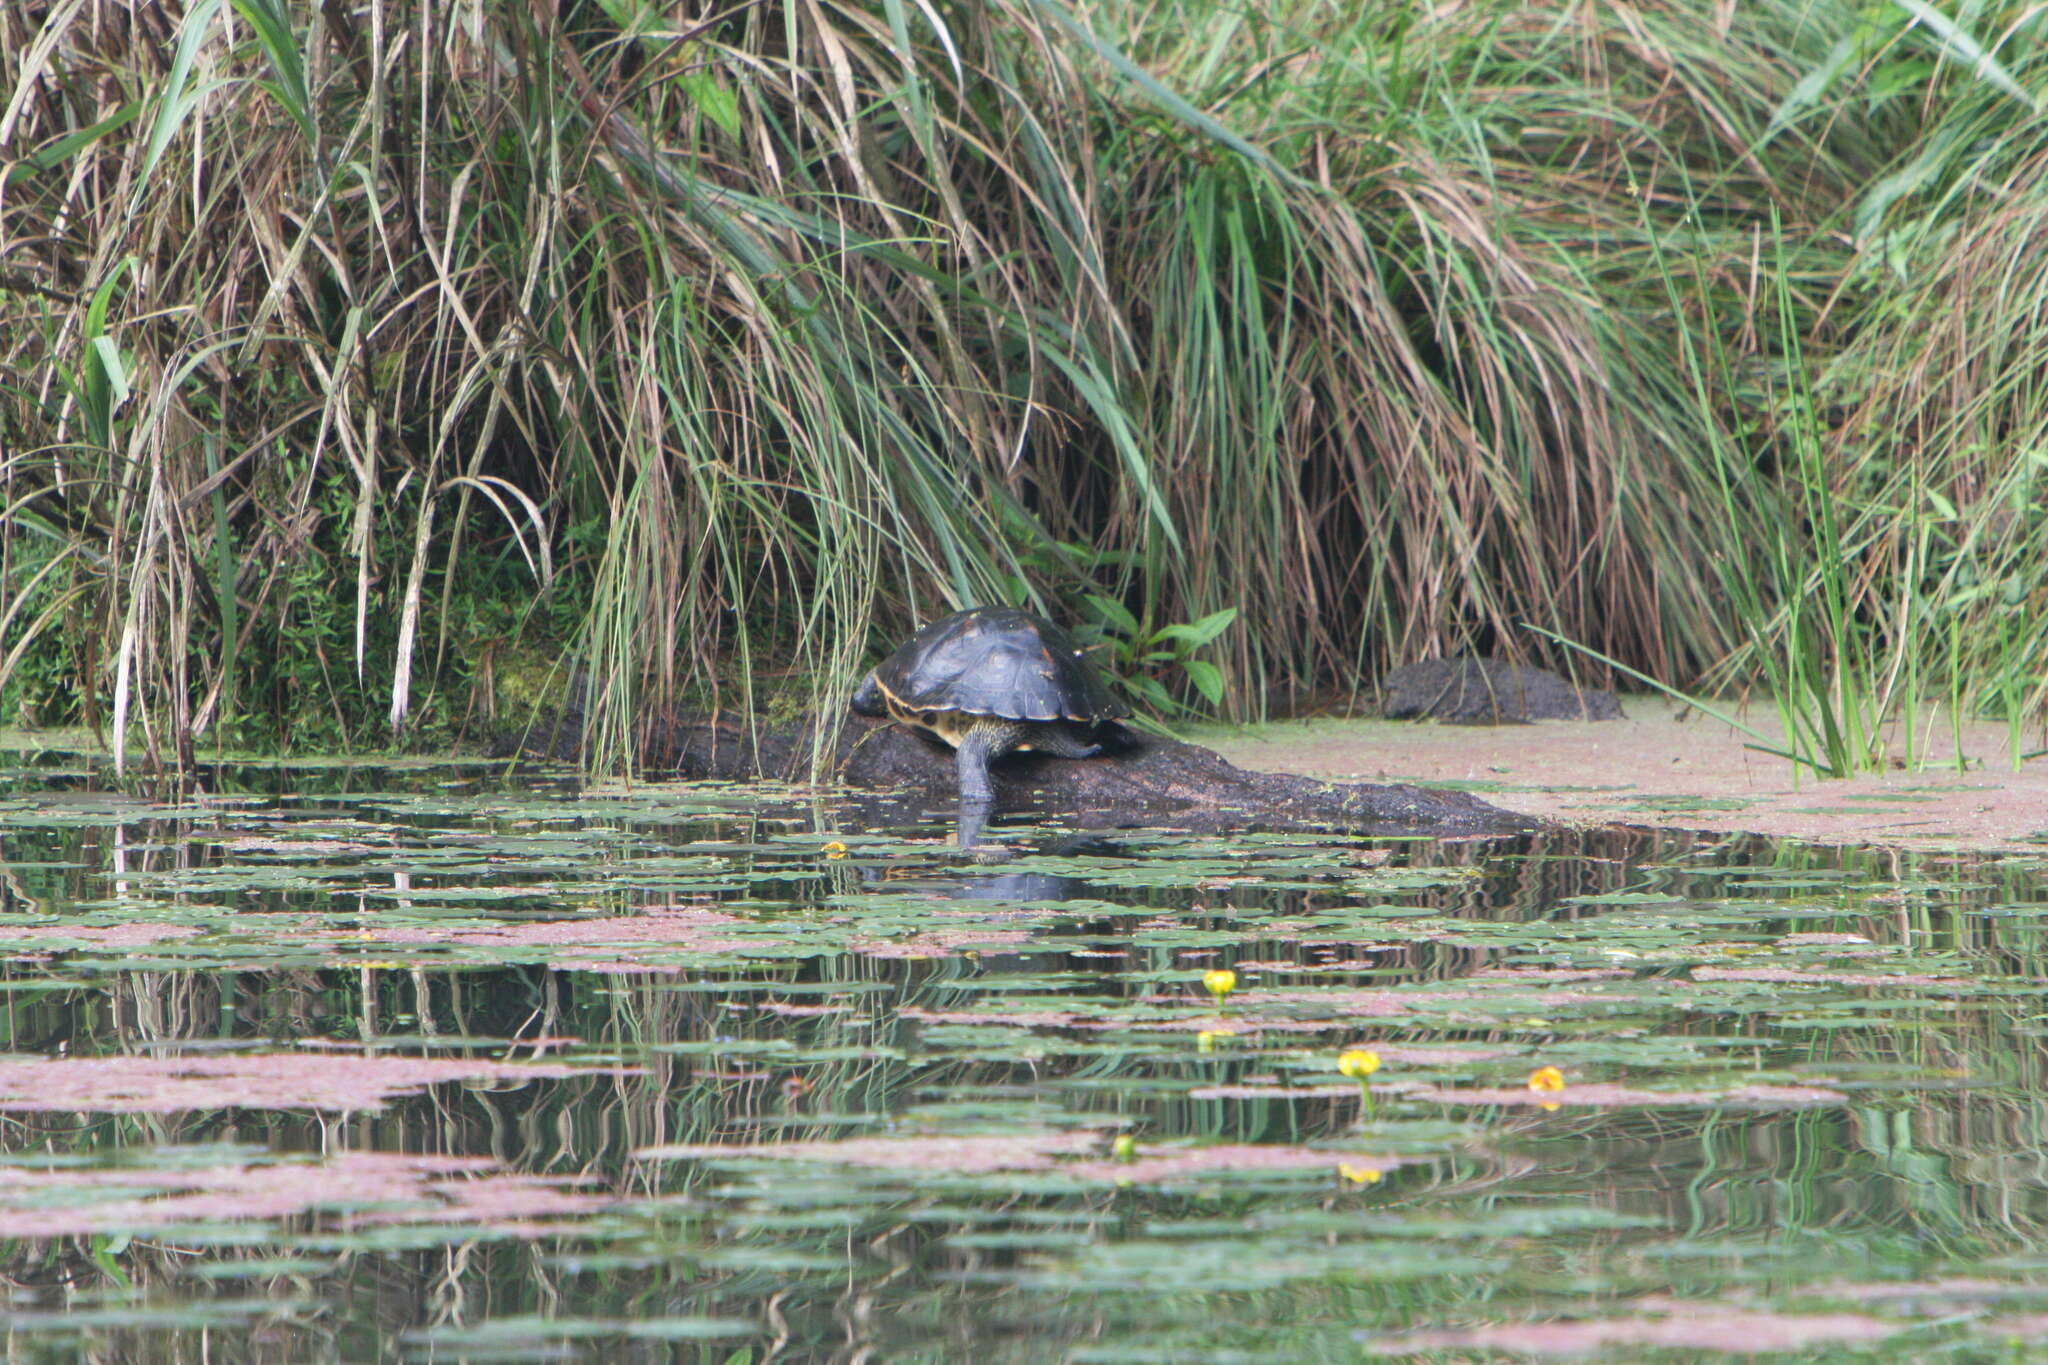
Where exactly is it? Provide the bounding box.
[2,754,2048,1362]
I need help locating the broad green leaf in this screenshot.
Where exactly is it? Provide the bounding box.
[682,70,742,141]
[1182,659,1225,705]
[1083,593,1140,637]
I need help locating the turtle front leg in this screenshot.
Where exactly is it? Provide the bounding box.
[954,718,1024,805]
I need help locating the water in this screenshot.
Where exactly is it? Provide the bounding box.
[2,754,2048,1361]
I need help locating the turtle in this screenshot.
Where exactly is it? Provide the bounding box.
[850,607,1129,805]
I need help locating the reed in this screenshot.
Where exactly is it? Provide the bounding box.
[3,0,2045,770]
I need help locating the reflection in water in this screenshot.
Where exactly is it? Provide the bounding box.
[956,793,993,849]
[869,830,1119,905]
[973,870,1099,905]
[0,756,2046,1357]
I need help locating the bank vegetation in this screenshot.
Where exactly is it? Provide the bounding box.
[4,0,2046,773]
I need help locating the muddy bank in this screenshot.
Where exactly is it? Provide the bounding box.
[510,708,1538,838]
[1198,702,2048,853]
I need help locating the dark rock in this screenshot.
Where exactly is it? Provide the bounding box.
[502,707,1540,838]
[1380,657,1622,724]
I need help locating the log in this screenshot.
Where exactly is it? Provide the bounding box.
[511,706,1540,838]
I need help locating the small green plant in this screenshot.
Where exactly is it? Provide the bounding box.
[1077,595,1238,717]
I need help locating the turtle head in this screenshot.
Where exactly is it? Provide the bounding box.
[849,670,890,718]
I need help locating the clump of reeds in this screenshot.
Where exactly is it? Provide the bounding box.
[3,0,2044,771]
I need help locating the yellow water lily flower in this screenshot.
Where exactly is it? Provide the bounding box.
[822,840,850,859]
[1527,1065,1566,1093]
[1202,968,1237,1001]
[1338,1049,1381,1080]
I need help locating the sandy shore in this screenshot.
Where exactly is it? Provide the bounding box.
[1194,699,2048,854]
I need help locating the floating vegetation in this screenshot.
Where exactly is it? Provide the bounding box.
[0,1149,618,1241]
[0,1052,629,1114]
[641,1132,1420,1189]
[2,757,2048,1356]
[1363,1302,1905,1356]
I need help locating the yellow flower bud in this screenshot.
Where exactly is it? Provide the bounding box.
[1202,968,1237,1001]
[1338,1049,1382,1080]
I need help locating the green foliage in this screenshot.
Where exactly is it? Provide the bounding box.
[6,0,2048,770]
[1079,594,1238,717]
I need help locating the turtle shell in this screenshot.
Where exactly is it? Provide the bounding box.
[856,608,1128,726]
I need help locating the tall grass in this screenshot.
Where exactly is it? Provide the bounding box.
[1676,1,2048,772]
[3,0,2046,772]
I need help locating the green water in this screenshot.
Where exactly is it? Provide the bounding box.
[2,755,2047,1361]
